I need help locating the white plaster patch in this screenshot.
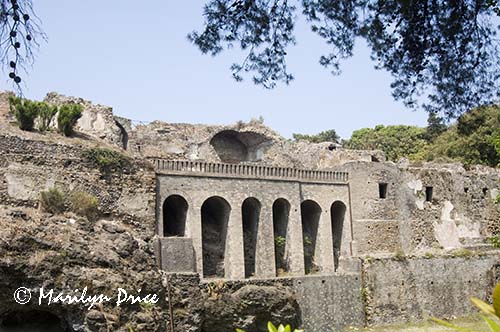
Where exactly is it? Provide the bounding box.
[407,179,425,210]
[433,201,462,249]
[491,188,498,200]
[407,179,423,194]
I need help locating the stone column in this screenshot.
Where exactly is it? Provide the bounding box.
[287,203,305,276]
[255,202,276,279]
[190,203,203,276]
[317,207,335,274]
[225,204,245,279]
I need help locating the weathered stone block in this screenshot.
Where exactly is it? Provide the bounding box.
[159,237,196,273]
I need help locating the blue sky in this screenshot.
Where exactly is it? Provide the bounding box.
[0,1,428,139]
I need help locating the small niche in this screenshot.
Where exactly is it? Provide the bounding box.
[425,187,433,202]
[379,183,388,199]
[483,188,489,197]
[371,155,380,162]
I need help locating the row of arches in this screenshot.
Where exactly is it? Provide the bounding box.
[161,195,347,278]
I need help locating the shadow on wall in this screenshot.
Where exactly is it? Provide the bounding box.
[210,130,272,163]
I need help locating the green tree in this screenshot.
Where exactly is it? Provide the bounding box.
[293,129,339,143]
[426,112,447,141]
[57,104,83,136]
[190,1,500,119]
[343,125,428,162]
[425,105,500,166]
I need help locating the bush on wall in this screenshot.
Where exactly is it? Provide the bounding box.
[9,96,40,131]
[57,104,83,136]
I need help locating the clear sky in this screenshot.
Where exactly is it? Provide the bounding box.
[0,1,428,139]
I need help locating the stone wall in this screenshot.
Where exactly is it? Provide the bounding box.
[363,254,500,326]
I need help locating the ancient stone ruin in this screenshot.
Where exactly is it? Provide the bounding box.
[0,91,499,331]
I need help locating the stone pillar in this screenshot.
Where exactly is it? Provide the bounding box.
[225,204,245,279]
[190,203,203,276]
[255,202,276,279]
[287,203,305,276]
[317,208,335,274]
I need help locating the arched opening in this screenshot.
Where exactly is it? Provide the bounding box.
[242,197,261,278]
[331,201,347,271]
[301,200,322,274]
[0,310,66,332]
[273,198,290,276]
[201,196,231,278]
[162,195,188,237]
[210,130,272,163]
[114,120,129,150]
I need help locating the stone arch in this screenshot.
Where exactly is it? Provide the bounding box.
[242,197,261,278]
[301,200,322,274]
[0,310,66,331]
[331,201,347,271]
[273,198,290,276]
[201,196,231,278]
[162,195,188,237]
[210,130,272,163]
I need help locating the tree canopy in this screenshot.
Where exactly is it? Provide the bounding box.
[190,0,500,119]
[293,129,339,143]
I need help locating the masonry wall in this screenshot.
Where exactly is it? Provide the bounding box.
[363,254,500,326]
[339,161,500,255]
[156,174,352,279]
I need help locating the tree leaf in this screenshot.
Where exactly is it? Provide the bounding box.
[430,317,475,332]
[493,284,500,317]
[267,322,277,332]
[472,297,496,316]
[483,315,500,332]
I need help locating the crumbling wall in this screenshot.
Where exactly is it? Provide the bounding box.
[339,161,500,255]
[44,92,124,147]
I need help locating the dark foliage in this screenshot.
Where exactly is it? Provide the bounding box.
[190,0,500,119]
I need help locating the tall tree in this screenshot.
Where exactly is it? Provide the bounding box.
[0,0,44,90]
[189,0,500,119]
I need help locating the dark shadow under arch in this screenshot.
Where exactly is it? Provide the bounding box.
[202,196,231,278]
[163,195,188,237]
[273,198,290,276]
[242,197,261,278]
[301,200,322,274]
[331,201,346,271]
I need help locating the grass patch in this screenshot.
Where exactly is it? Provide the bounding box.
[85,147,130,172]
[40,187,65,214]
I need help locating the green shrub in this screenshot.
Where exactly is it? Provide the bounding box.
[57,104,83,136]
[237,321,303,332]
[40,188,65,214]
[9,96,40,131]
[85,147,130,172]
[69,191,99,221]
[275,236,286,248]
[38,102,58,131]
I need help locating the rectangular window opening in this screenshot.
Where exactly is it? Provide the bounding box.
[379,183,388,199]
[425,186,433,202]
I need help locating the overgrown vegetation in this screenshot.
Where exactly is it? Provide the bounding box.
[39,187,100,221]
[85,147,130,172]
[337,104,500,166]
[37,102,58,131]
[9,96,40,131]
[8,96,83,136]
[40,187,65,214]
[293,129,339,143]
[57,104,83,136]
[69,191,99,221]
